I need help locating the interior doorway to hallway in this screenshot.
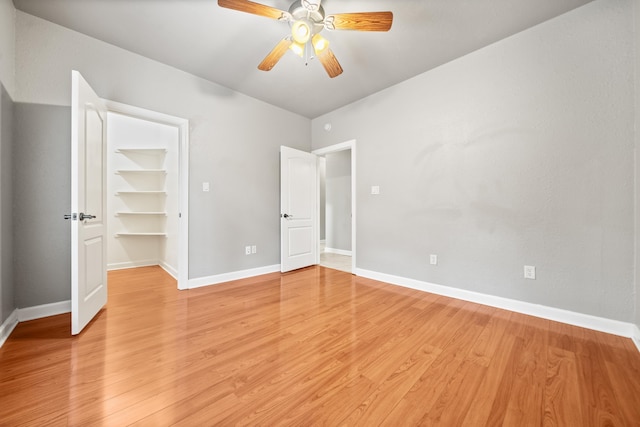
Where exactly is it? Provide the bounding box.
[314,140,356,274]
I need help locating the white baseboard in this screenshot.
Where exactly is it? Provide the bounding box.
[108,261,178,280]
[18,300,71,322]
[324,247,352,256]
[159,261,178,280]
[108,259,159,271]
[632,325,640,353]
[355,268,639,343]
[188,264,281,289]
[0,309,19,348]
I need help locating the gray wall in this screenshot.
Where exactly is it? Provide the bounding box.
[13,104,71,308]
[312,0,636,323]
[12,10,310,306]
[0,84,14,324]
[325,150,351,252]
[634,0,640,332]
[0,0,15,325]
[0,0,15,96]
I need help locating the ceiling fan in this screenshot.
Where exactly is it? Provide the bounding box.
[218,0,393,78]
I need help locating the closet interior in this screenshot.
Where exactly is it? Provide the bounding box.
[107,112,179,277]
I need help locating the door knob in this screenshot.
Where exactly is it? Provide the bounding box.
[79,213,96,220]
[282,213,293,219]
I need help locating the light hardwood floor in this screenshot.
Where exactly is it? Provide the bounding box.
[1,265,639,426]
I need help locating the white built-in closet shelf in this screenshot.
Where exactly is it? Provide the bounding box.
[115,212,167,216]
[116,169,167,174]
[115,232,167,237]
[115,148,167,153]
[116,191,167,195]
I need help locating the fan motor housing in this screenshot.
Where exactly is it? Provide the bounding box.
[288,0,325,35]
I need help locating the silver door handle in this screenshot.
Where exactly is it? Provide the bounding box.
[79,213,96,220]
[282,213,293,219]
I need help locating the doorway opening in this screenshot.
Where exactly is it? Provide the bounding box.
[313,140,356,274]
[104,100,189,289]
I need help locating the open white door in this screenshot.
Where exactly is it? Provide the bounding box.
[70,71,108,335]
[280,146,318,272]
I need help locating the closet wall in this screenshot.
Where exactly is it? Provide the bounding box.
[107,112,179,276]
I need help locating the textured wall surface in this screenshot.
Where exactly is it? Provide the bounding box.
[312,0,635,322]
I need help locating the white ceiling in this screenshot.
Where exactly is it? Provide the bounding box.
[13,0,593,118]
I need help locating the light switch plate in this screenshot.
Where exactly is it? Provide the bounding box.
[202,182,210,192]
[371,185,380,195]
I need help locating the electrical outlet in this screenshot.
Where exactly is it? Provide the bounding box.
[524,265,536,280]
[251,245,257,254]
[430,254,438,265]
[245,246,251,255]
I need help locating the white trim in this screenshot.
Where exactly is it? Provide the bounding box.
[177,120,189,290]
[355,268,640,341]
[18,300,71,322]
[188,265,281,289]
[108,261,178,280]
[160,261,178,280]
[102,99,189,291]
[632,325,640,352]
[313,140,354,155]
[313,140,356,274]
[0,310,19,348]
[108,259,159,271]
[324,247,352,257]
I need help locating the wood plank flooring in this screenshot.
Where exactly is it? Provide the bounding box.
[1,265,639,426]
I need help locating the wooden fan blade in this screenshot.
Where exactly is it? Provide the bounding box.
[218,0,289,20]
[258,38,293,71]
[317,48,343,78]
[326,12,393,31]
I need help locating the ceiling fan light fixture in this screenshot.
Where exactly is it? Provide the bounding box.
[291,19,311,44]
[312,34,329,55]
[289,40,305,57]
[217,0,392,77]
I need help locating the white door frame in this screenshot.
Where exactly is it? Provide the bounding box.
[312,140,356,273]
[103,100,189,290]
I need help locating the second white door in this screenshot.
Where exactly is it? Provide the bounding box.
[280,146,318,272]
